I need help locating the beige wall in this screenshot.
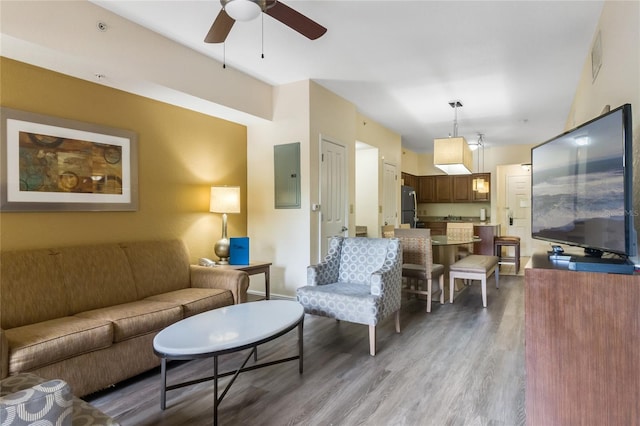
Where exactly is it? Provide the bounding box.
[247,80,311,298]
[308,82,358,264]
[0,58,248,261]
[247,80,402,298]
[566,0,640,251]
[356,147,379,236]
[0,0,272,124]
[356,111,403,234]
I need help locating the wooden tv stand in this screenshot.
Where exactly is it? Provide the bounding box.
[525,253,639,425]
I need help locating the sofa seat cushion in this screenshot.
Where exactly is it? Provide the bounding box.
[145,288,234,318]
[5,317,113,373]
[75,301,182,343]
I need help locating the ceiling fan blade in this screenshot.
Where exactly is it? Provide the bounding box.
[266,1,326,40]
[204,9,235,43]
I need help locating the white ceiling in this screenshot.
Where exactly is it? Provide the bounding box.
[21,1,608,153]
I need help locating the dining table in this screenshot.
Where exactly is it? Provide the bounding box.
[431,235,482,291]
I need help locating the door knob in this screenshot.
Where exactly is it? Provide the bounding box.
[341,226,348,232]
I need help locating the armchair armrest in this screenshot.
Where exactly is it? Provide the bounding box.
[190,266,249,304]
[369,244,402,296]
[369,263,396,296]
[307,261,339,286]
[0,376,73,425]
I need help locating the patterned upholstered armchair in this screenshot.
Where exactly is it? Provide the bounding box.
[0,373,119,426]
[296,237,402,356]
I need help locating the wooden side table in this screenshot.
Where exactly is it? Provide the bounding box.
[214,261,272,300]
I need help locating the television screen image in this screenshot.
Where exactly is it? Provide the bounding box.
[531,104,635,258]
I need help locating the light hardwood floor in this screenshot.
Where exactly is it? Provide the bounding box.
[86,275,525,425]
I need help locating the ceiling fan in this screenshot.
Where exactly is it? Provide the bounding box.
[205,0,327,43]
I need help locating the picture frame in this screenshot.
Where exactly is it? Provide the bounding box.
[1,107,138,212]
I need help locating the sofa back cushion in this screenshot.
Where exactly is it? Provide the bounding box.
[338,237,391,285]
[57,244,138,314]
[0,250,70,329]
[120,240,191,299]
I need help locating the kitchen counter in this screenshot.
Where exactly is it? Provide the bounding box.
[418,216,498,226]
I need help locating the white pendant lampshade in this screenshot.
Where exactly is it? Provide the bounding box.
[224,0,262,21]
[434,100,473,175]
[433,137,473,175]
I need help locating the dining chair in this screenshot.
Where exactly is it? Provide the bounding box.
[446,222,474,259]
[394,228,445,313]
[381,225,395,238]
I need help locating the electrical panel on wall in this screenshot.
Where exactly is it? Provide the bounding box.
[274,142,301,209]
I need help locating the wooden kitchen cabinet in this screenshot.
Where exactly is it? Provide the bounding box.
[452,175,471,202]
[415,173,491,203]
[434,176,452,202]
[401,172,418,189]
[417,176,435,203]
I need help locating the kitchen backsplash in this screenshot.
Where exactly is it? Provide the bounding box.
[417,202,491,219]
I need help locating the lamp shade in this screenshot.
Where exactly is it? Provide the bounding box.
[210,186,241,213]
[224,0,261,21]
[433,137,473,175]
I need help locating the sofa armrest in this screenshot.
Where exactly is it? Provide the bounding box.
[0,376,73,425]
[190,266,249,304]
[0,328,7,380]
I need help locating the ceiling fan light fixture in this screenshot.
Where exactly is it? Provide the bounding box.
[224,0,262,21]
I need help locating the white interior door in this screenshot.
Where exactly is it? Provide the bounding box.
[383,162,397,226]
[506,174,532,255]
[320,137,347,259]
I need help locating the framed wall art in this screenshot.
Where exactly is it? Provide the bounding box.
[1,107,138,211]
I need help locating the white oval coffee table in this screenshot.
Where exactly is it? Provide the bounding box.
[153,300,304,425]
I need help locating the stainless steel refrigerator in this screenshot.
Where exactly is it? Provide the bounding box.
[401,185,417,228]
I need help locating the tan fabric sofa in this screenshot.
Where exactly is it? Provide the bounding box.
[0,239,249,397]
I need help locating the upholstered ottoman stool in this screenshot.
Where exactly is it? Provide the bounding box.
[449,255,499,308]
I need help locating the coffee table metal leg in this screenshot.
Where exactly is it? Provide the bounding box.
[265,269,270,299]
[213,355,219,426]
[298,318,304,373]
[160,358,167,410]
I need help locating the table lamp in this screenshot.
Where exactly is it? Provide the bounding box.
[210,186,241,264]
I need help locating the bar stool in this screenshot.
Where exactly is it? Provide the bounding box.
[494,236,521,273]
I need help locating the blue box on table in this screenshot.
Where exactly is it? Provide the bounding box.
[229,237,250,265]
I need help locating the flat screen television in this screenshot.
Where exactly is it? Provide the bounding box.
[531,103,637,259]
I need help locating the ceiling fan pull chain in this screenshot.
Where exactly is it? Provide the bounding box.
[223,42,226,69]
[261,14,265,59]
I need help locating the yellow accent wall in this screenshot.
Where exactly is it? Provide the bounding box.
[0,58,247,260]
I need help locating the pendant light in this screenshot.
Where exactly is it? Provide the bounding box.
[433,100,473,175]
[472,133,489,194]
